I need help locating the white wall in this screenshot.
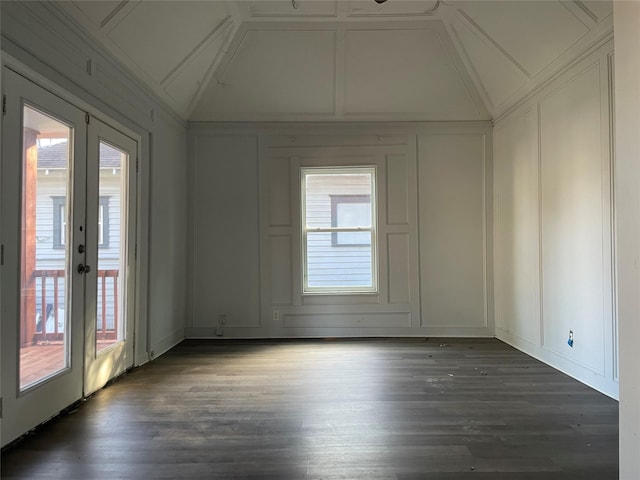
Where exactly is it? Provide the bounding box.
[493,39,617,398]
[188,134,261,333]
[187,124,492,338]
[0,1,188,363]
[147,110,188,358]
[418,133,491,334]
[613,2,640,477]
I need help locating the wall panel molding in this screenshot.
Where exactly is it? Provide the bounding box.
[191,123,488,338]
[387,233,411,304]
[494,40,617,398]
[386,154,410,225]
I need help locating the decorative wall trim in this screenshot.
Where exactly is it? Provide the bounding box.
[494,39,617,398]
[191,122,491,339]
[607,50,619,383]
[283,312,412,329]
[494,33,613,126]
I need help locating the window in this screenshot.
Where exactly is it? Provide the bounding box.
[331,195,371,246]
[52,196,66,248]
[301,166,377,294]
[53,196,109,248]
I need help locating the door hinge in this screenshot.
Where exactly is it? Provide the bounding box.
[0,397,3,419]
[1,244,4,266]
[135,243,138,260]
[136,157,139,173]
[2,94,6,115]
[86,113,90,124]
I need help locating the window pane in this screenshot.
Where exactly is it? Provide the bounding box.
[334,231,370,246]
[306,231,373,289]
[305,173,372,228]
[20,106,71,390]
[96,142,125,353]
[336,201,370,228]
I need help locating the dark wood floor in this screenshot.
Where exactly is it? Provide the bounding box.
[1,338,618,479]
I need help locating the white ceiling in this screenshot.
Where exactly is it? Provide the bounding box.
[56,0,613,122]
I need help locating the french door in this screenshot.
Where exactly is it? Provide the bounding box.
[1,68,137,446]
[83,117,136,395]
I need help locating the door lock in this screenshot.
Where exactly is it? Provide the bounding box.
[78,244,85,254]
[77,263,91,274]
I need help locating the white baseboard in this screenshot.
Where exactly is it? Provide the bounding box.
[496,327,619,400]
[148,327,186,361]
[185,325,494,339]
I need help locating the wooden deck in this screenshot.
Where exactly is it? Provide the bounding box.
[19,343,66,388]
[20,340,117,388]
[3,338,619,479]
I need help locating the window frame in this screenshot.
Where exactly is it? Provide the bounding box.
[300,166,378,295]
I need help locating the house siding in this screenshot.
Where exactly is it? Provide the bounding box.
[33,169,122,331]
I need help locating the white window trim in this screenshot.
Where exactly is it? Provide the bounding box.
[300,166,378,295]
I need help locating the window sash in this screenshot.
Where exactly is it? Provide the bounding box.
[305,227,373,233]
[300,166,378,295]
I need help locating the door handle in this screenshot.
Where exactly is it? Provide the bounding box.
[77,263,91,274]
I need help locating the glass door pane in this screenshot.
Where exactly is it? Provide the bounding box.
[84,116,136,396]
[19,106,72,390]
[96,141,127,353]
[3,67,85,447]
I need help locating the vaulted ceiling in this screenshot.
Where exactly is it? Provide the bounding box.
[56,0,613,122]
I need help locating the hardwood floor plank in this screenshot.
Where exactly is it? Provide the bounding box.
[2,338,618,479]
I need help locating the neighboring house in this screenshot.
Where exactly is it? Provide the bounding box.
[33,140,122,337]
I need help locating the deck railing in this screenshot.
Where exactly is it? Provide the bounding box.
[31,269,119,343]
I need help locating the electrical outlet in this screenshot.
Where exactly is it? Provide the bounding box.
[273,310,280,321]
[216,326,224,336]
[218,314,227,325]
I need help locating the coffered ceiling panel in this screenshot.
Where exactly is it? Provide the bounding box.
[164,26,232,113]
[344,27,486,119]
[451,19,527,113]
[53,0,613,121]
[243,1,337,18]
[455,0,590,78]
[70,0,125,27]
[190,29,336,119]
[108,1,230,83]
[347,0,440,17]
[580,1,613,23]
